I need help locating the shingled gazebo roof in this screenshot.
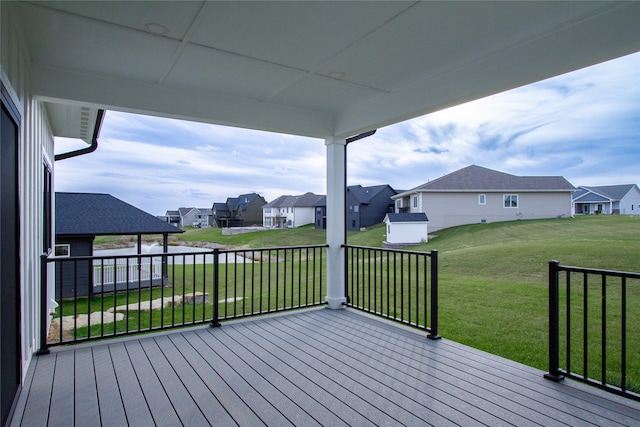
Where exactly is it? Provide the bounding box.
[56,192,182,236]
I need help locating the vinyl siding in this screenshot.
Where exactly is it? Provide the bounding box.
[419,192,572,232]
[2,2,56,381]
[620,187,640,215]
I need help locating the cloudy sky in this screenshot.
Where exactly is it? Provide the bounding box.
[55,52,639,216]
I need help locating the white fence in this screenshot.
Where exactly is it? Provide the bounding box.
[93,257,163,287]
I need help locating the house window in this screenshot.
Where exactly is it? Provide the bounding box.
[54,244,70,257]
[387,224,390,234]
[395,200,402,212]
[503,194,518,208]
[479,194,486,205]
[354,206,359,213]
[413,196,418,208]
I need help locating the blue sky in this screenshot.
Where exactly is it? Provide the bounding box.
[55,52,639,216]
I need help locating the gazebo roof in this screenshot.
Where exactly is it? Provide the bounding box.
[55,192,182,236]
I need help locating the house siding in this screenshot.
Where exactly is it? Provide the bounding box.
[54,237,93,298]
[2,1,55,388]
[418,192,572,232]
[385,221,428,244]
[292,207,315,228]
[620,186,640,215]
[179,209,199,227]
[243,196,266,225]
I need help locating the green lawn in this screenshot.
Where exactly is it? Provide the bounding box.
[85,215,639,389]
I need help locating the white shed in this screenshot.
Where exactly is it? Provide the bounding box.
[384,213,429,245]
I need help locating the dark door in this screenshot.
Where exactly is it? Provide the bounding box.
[1,85,21,426]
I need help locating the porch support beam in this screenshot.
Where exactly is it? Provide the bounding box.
[325,136,347,309]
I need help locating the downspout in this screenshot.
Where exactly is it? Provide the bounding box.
[55,109,105,161]
[344,130,376,242]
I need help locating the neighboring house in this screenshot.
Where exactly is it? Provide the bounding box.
[212,193,267,227]
[263,192,325,228]
[212,202,232,227]
[314,184,397,230]
[393,165,575,232]
[572,184,640,215]
[55,192,182,298]
[175,207,212,228]
[178,207,198,227]
[314,196,327,229]
[164,210,181,226]
[384,213,429,245]
[194,208,213,227]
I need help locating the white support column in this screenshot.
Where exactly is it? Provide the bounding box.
[325,136,347,309]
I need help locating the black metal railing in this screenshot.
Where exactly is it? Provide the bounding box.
[343,245,439,339]
[546,260,640,401]
[42,245,327,347]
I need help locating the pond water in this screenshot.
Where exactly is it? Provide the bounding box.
[93,245,249,264]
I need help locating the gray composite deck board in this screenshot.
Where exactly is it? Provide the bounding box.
[271,310,536,426]
[18,352,55,427]
[73,347,101,427]
[92,344,129,426]
[300,310,592,426]
[11,307,640,426]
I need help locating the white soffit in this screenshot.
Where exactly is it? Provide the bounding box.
[45,103,99,144]
[11,1,640,139]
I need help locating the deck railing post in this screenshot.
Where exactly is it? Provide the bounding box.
[36,254,50,355]
[343,245,350,305]
[210,248,221,327]
[427,250,441,340]
[545,260,564,381]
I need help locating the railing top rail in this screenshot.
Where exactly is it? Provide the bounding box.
[45,244,330,262]
[343,244,435,257]
[47,251,214,261]
[555,263,640,280]
[221,244,328,254]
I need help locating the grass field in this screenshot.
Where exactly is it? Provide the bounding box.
[88,215,640,389]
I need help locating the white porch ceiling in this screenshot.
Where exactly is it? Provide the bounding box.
[11,1,640,141]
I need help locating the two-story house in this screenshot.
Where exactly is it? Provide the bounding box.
[263,192,325,228]
[314,185,397,230]
[212,193,267,227]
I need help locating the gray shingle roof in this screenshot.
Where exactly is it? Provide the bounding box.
[178,207,195,216]
[385,213,429,222]
[577,184,638,201]
[56,192,182,236]
[349,184,393,204]
[410,165,575,192]
[263,192,325,208]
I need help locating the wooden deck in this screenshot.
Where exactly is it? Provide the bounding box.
[11,307,640,426]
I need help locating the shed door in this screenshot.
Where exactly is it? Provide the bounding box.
[1,86,22,426]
